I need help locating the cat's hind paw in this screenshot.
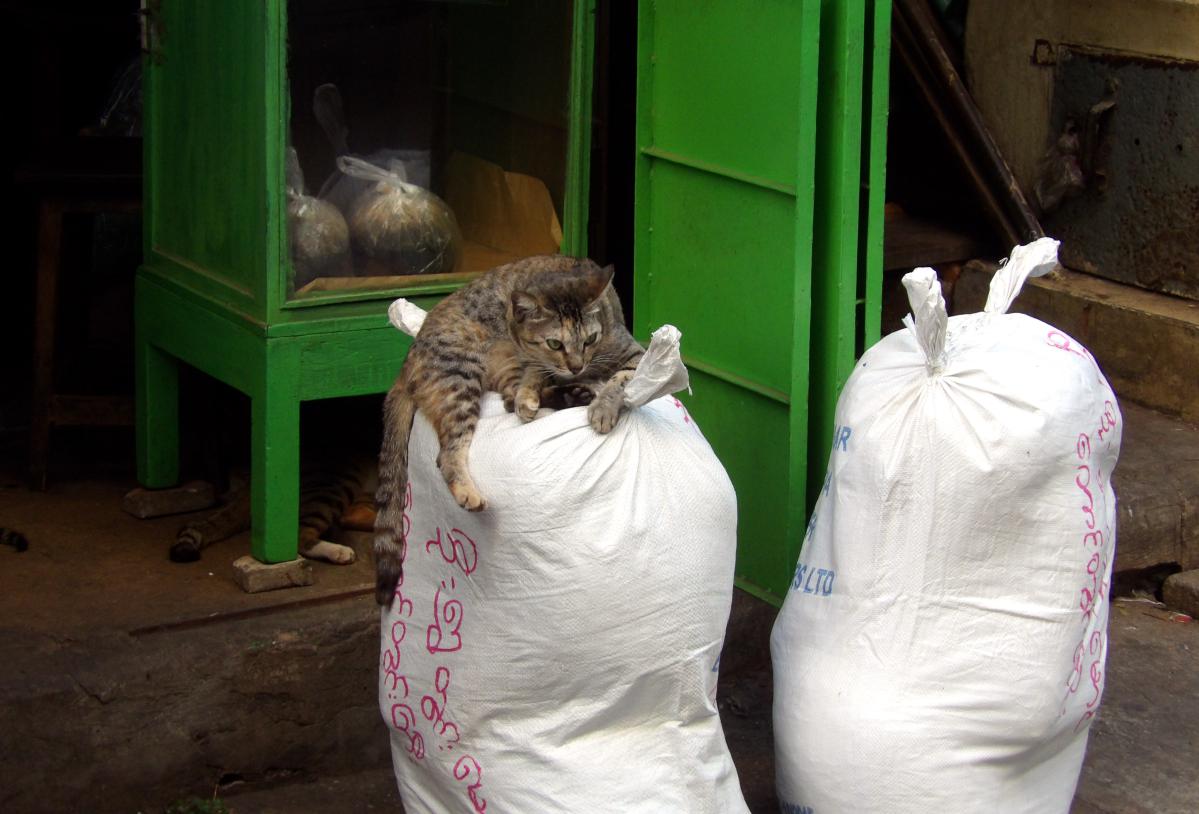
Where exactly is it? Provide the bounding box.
[450,480,487,512]
[304,540,357,564]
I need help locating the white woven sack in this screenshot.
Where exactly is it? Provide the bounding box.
[380,308,749,814]
[771,238,1121,814]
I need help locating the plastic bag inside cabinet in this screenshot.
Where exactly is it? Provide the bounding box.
[332,156,462,277]
[285,147,351,290]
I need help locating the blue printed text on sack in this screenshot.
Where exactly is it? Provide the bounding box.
[791,561,835,596]
[781,802,814,814]
[833,424,852,452]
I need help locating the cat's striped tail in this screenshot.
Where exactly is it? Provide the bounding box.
[374,380,417,606]
[1,528,29,552]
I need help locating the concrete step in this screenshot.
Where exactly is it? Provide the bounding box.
[0,598,392,814]
[1107,401,1199,576]
[955,260,1199,425]
[204,597,1199,814]
[955,263,1199,576]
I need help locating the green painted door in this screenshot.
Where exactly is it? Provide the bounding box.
[634,1,890,603]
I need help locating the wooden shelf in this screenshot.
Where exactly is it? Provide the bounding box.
[883,206,990,271]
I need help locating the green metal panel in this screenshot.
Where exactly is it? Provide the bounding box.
[635,0,890,603]
[860,0,892,352]
[635,0,823,604]
[806,1,867,508]
[563,0,597,256]
[641,160,798,393]
[808,0,891,504]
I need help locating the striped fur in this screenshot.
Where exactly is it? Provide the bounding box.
[170,457,377,564]
[374,255,644,605]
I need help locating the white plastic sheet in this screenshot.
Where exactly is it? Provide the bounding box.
[772,238,1121,813]
[380,302,748,813]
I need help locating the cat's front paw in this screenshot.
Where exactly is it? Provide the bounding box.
[588,393,623,434]
[516,394,541,423]
[450,480,487,512]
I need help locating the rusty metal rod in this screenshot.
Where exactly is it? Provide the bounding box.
[893,0,1044,245]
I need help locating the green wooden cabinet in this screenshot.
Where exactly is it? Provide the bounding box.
[139,0,890,597]
[138,0,595,562]
[633,0,891,603]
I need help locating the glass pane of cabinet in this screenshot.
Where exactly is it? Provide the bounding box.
[285,0,575,302]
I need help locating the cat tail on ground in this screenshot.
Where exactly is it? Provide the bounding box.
[1,528,29,552]
[374,379,417,606]
[170,488,252,563]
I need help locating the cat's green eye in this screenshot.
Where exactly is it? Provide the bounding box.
[546,339,564,351]
[584,332,599,346]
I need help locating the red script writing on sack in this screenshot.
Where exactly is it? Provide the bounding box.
[1062,402,1117,732]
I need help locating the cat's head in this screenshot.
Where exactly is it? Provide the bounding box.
[508,260,615,380]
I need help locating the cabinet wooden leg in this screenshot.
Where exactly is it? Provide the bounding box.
[251,361,300,563]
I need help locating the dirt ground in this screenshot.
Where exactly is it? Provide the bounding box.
[2,440,1197,813]
[217,601,1199,814]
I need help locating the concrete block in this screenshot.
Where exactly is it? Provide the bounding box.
[1111,403,1199,572]
[232,556,314,593]
[1163,570,1199,619]
[122,481,216,519]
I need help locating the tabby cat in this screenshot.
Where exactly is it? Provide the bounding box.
[171,457,377,564]
[374,255,644,605]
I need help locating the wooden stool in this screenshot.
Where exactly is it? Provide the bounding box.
[20,146,142,489]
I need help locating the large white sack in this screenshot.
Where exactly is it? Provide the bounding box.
[771,238,1121,814]
[379,315,749,814]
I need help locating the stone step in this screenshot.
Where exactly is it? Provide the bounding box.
[954,262,1199,424]
[0,597,392,814]
[1107,401,1199,576]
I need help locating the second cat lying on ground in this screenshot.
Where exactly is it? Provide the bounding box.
[171,455,377,565]
[373,255,645,605]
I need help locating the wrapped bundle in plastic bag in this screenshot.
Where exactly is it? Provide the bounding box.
[285,147,351,290]
[380,305,750,814]
[308,82,453,276]
[772,238,1121,814]
[335,156,462,277]
[318,148,432,217]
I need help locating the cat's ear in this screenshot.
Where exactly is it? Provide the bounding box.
[582,263,615,305]
[511,291,544,323]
